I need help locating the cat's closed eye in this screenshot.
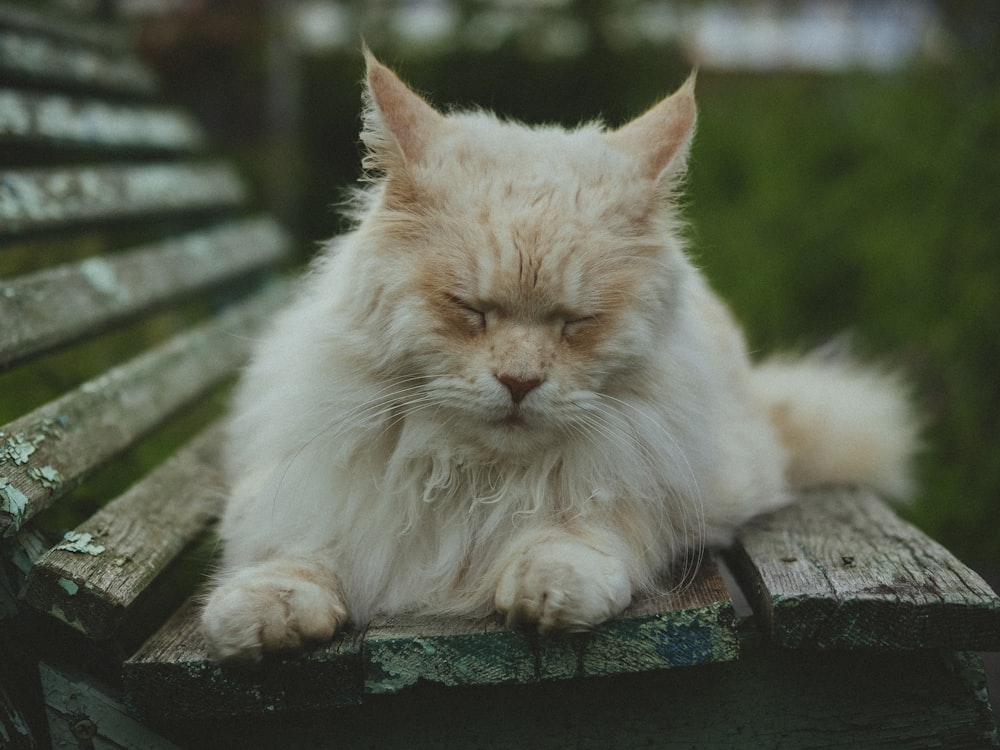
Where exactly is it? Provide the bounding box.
[448,295,487,331]
[562,316,598,340]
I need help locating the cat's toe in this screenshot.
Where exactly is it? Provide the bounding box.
[495,538,631,632]
[201,560,348,662]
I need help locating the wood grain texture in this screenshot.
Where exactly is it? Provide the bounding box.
[364,554,738,695]
[0,284,287,538]
[731,486,1000,650]
[0,216,291,368]
[131,648,999,749]
[0,6,132,53]
[40,662,179,750]
[0,162,245,237]
[24,424,226,639]
[123,556,737,719]
[0,89,205,152]
[124,598,364,721]
[0,27,155,97]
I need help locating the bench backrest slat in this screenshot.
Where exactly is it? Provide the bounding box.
[25,423,226,639]
[1,216,289,369]
[0,89,206,152]
[0,284,285,538]
[0,6,131,53]
[0,26,155,97]
[0,162,246,236]
[0,5,292,660]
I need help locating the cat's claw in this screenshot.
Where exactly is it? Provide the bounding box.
[494,538,632,633]
[200,559,348,662]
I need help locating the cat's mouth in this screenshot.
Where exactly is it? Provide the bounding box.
[495,409,528,428]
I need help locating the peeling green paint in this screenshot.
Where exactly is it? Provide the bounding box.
[47,602,83,629]
[55,530,105,555]
[0,419,64,468]
[0,433,37,465]
[57,577,79,595]
[364,628,536,695]
[27,464,63,489]
[0,477,29,526]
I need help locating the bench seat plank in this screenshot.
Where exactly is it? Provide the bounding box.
[0,162,246,236]
[0,284,286,538]
[0,216,290,368]
[731,487,1000,650]
[126,650,999,749]
[0,89,205,152]
[24,423,226,639]
[123,555,738,720]
[124,597,365,720]
[364,554,738,695]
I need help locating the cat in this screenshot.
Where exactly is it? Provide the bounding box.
[200,51,918,662]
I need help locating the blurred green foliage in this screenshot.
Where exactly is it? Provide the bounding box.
[689,69,999,571]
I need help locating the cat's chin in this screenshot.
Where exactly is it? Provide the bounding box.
[495,413,527,428]
[456,412,559,457]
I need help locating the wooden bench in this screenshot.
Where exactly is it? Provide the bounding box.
[1,5,998,748]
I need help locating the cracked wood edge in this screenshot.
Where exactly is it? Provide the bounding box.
[731,486,1000,650]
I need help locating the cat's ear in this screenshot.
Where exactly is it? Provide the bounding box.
[361,48,446,172]
[606,72,697,184]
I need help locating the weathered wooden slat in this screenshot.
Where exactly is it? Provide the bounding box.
[124,597,364,721]
[0,283,287,538]
[0,5,130,52]
[123,558,736,721]
[0,28,155,97]
[0,524,46,618]
[364,554,739,696]
[129,650,999,750]
[0,216,291,369]
[0,162,246,236]
[40,662,181,750]
[24,423,226,639]
[0,89,205,151]
[731,486,1000,650]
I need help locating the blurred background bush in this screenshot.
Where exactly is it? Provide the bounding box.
[7,0,999,580]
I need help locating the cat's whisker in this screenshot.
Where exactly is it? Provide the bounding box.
[580,397,707,593]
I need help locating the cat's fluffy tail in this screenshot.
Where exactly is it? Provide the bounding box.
[749,353,920,500]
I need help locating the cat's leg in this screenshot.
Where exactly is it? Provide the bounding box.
[200,556,348,662]
[494,529,632,632]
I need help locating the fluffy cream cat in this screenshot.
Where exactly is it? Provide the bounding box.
[200,52,917,662]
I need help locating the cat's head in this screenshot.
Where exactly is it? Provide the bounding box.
[348,52,697,456]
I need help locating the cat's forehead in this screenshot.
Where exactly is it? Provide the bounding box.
[407,115,661,315]
[427,200,648,320]
[437,116,639,200]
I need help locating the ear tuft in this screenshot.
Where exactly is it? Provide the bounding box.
[606,72,697,184]
[361,47,445,173]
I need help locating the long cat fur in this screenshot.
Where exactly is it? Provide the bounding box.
[200,52,918,661]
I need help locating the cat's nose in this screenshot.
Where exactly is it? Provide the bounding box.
[496,373,543,404]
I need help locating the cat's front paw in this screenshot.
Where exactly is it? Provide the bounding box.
[494,536,631,633]
[200,559,348,662]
